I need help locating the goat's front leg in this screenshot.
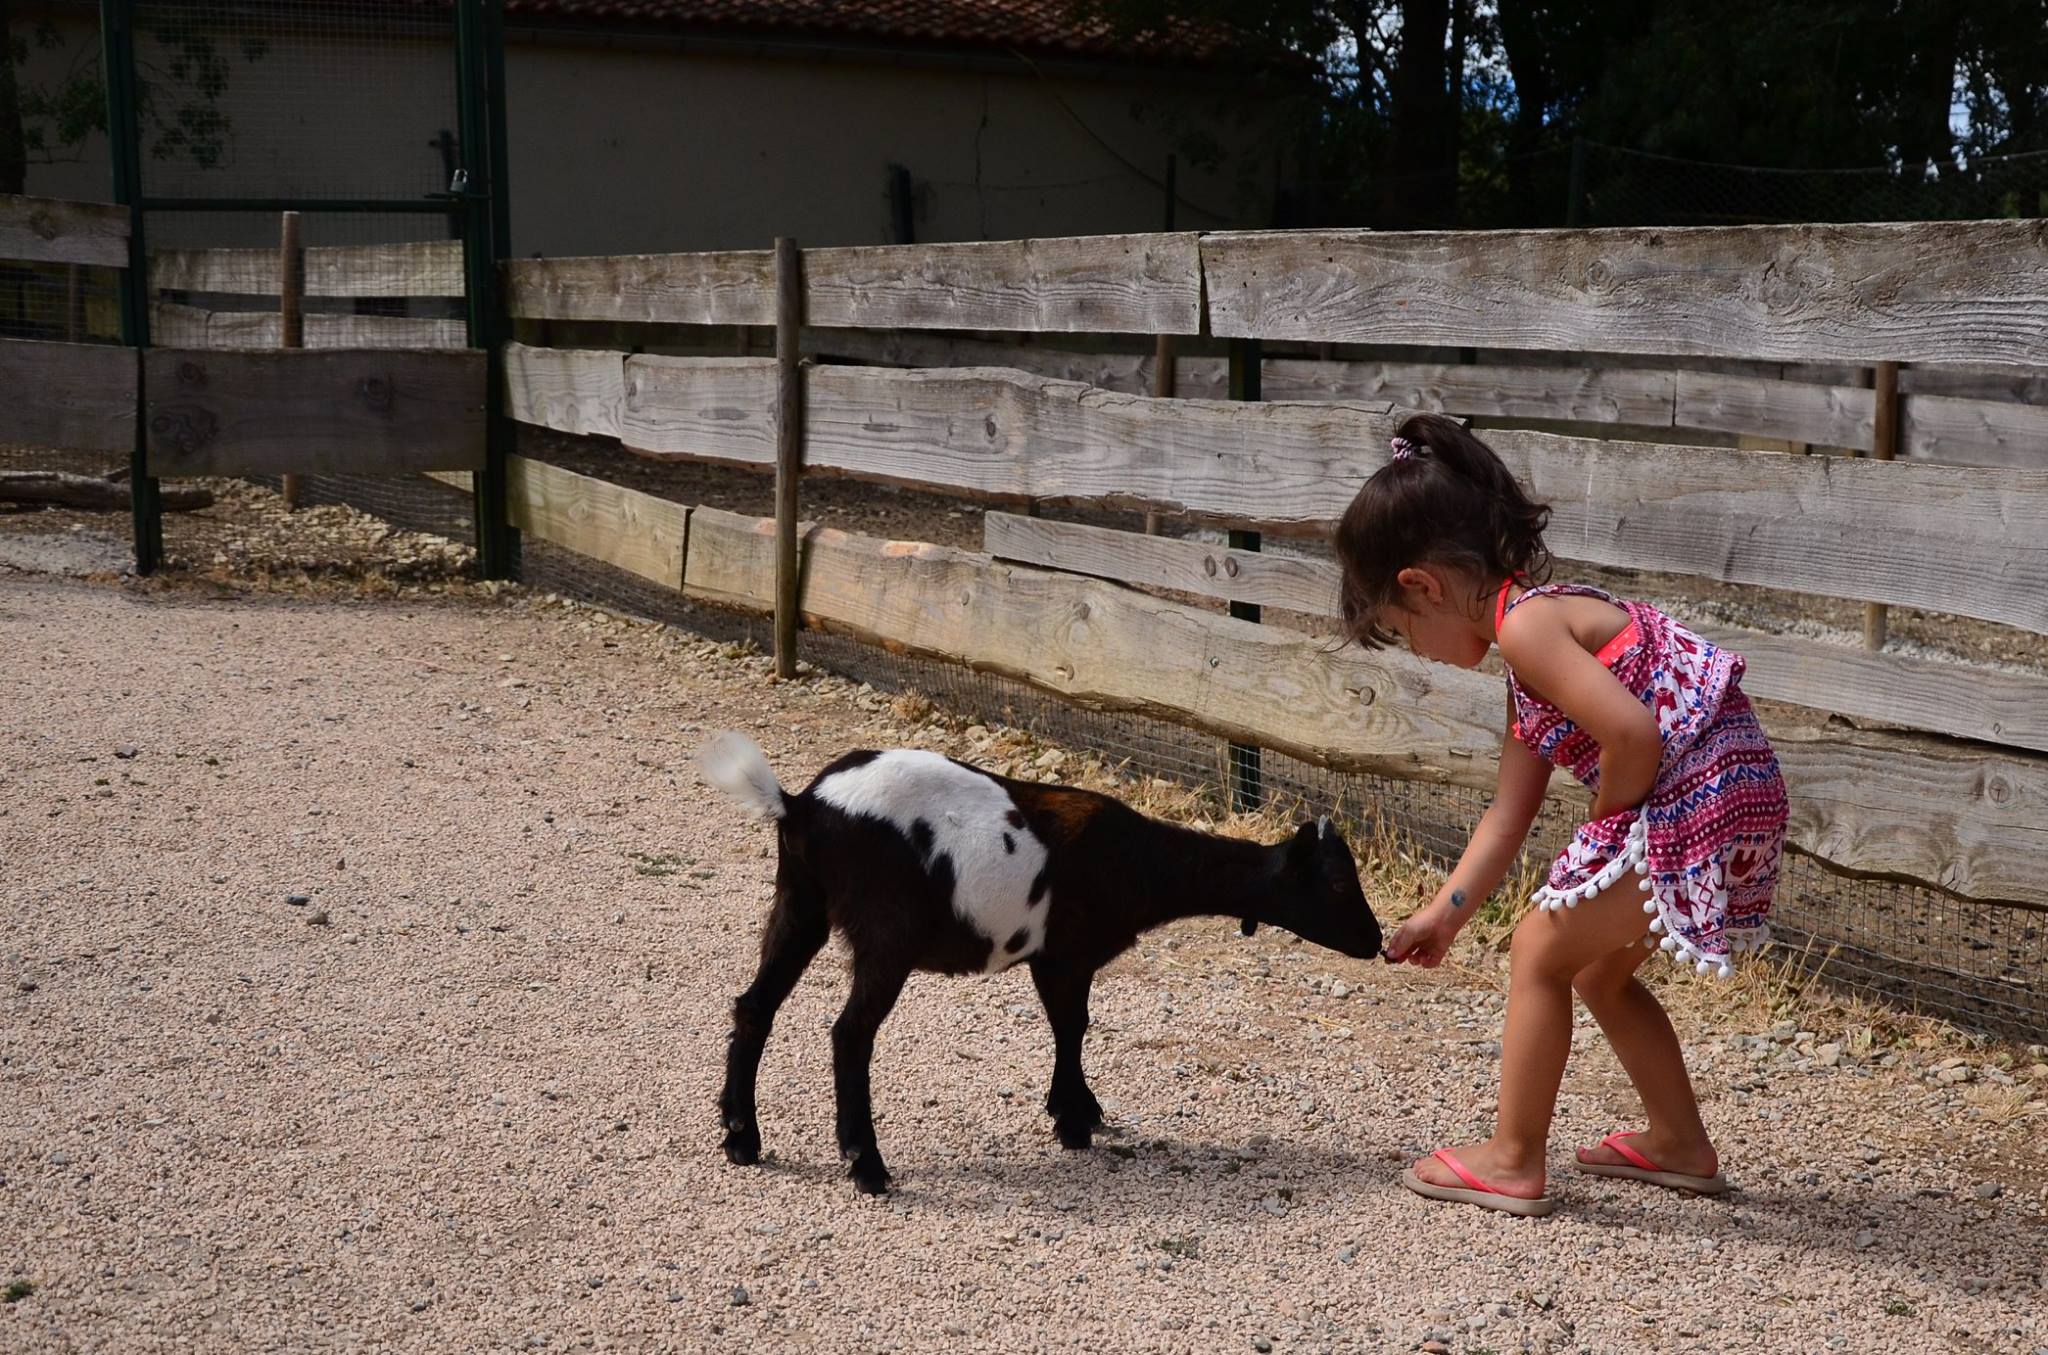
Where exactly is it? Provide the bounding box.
[1030,958,1103,1149]
[831,959,912,1194]
[719,875,829,1166]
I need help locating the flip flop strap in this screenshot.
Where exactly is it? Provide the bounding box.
[1601,1132,1661,1172]
[1431,1148,1501,1195]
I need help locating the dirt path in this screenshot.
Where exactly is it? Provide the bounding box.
[1,573,2042,1355]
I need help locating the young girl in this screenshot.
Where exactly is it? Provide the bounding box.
[1335,413,1789,1217]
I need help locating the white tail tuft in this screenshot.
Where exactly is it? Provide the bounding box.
[697,732,786,820]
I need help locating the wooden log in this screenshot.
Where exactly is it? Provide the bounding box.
[0,470,211,511]
[773,237,805,679]
[279,212,306,510]
[0,337,137,455]
[680,510,2048,905]
[0,193,130,268]
[144,349,486,478]
[148,240,463,297]
[1201,221,2048,365]
[983,513,2048,756]
[503,455,686,588]
[506,233,1205,334]
[682,505,790,610]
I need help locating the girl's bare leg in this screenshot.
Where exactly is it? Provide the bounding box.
[1569,943,1718,1176]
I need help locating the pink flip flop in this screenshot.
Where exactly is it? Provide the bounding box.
[1400,1149,1555,1217]
[1574,1131,1730,1196]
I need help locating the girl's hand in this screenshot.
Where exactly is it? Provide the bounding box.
[1383,904,1457,967]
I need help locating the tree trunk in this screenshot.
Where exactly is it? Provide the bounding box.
[1380,0,1456,228]
[0,0,29,196]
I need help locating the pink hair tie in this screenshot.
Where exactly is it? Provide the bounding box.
[1390,436,1420,461]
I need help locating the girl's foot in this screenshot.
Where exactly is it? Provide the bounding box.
[1407,1138,1547,1199]
[1402,1141,1554,1217]
[1574,1130,1729,1195]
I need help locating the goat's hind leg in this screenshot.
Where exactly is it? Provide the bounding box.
[1030,959,1103,1149]
[831,960,912,1194]
[719,874,829,1166]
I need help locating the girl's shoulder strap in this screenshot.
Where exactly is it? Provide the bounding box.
[1498,580,1615,629]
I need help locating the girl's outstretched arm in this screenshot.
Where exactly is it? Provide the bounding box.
[1385,703,1552,967]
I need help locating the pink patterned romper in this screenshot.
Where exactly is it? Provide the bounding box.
[1499,582,1789,976]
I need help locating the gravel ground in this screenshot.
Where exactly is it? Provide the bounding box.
[2,561,2046,1355]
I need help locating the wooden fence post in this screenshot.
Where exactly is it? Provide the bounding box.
[278,211,306,509]
[1226,336,1263,813]
[1864,359,1901,650]
[1144,154,1177,538]
[773,237,805,679]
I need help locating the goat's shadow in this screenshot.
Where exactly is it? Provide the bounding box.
[725,1121,1398,1223]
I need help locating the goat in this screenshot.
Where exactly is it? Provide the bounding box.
[698,733,1382,1195]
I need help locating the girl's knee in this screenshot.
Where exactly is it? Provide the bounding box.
[1508,910,1572,981]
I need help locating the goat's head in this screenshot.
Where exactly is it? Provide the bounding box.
[1242,817,1382,960]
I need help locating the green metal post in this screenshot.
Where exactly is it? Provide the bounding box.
[1226,337,1263,814]
[101,0,159,574]
[455,0,513,579]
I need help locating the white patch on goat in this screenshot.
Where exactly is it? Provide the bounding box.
[814,751,1050,973]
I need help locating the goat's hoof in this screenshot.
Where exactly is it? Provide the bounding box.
[1054,1118,1095,1151]
[721,1128,762,1166]
[848,1155,892,1195]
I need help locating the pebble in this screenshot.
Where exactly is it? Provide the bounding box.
[49,1151,74,1165]
[1421,1343,1451,1354]
[1329,981,1350,1000]
[286,895,310,907]
[1252,1337,1273,1353]
[1974,1182,2003,1200]
[728,1285,750,1307]
[1854,1229,1877,1250]
[114,746,137,759]
[307,911,330,927]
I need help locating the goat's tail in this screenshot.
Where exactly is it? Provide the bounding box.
[697,731,788,820]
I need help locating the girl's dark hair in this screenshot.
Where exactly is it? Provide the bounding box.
[1333,413,1553,648]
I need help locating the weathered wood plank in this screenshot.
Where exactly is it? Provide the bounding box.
[984,512,1340,616]
[1673,371,1873,451]
[0,337,136,454]
[1484,429,2048,635]
[504,342,624,439]
[1202,222,2048,364]
[682,505,789,611]
[985,514,2048,755]
[620,359,1401,519]
[680,510,2048,904]
[150,302,465,350]
[148,240,463,297]
[618,355,780,464]
[1898,363,2048,404]
[0,194,128,268]
[1271,358,1676,425]
[507,234,1205,334]
[144,348,485,477]
[1901,392,2048,470]
[505,455,685,588]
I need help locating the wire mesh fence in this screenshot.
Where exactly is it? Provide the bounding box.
[475,428,2048,1045]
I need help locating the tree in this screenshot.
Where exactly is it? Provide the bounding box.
[1,2,267,196]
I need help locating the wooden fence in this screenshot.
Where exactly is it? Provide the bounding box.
[0,195,484,483]
[484,223,2048,912]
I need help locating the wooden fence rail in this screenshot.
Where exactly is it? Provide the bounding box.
[474,455,2048,908]
[0,193,129,269]
[804,329,2048,470]
[502,345,2048,636]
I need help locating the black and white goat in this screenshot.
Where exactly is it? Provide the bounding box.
[699,732,1383,1195]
